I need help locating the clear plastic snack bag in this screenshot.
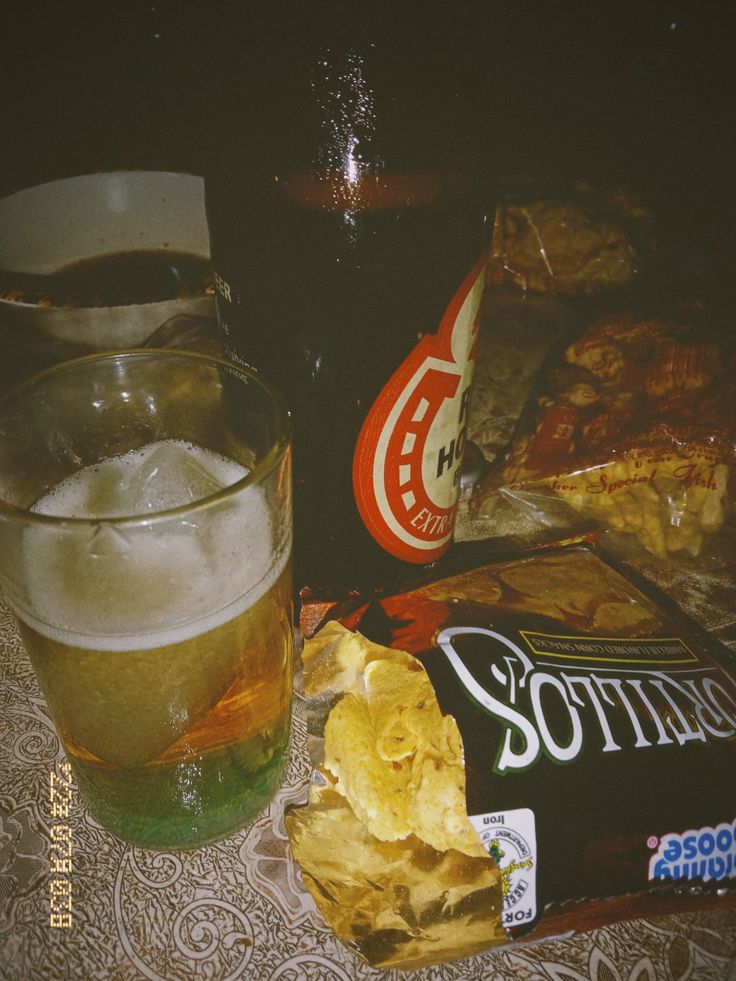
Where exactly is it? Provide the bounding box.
[473,308,735,561]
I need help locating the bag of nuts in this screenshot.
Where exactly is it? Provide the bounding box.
[473,309,735,560]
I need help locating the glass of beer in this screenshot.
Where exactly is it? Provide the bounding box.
[0,350,292,849]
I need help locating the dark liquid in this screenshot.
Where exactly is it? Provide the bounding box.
[209,175,491,594]
[205,9,495,595]
[0,250,212,307]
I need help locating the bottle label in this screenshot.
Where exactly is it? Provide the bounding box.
[353,257,486,563]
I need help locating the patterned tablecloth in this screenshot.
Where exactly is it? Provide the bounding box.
[1,594,735,981]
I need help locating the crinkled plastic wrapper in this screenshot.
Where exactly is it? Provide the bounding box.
[486,180,655,296]
[285,625,505,971]
[473,310,735,561]
[300,545,736,939]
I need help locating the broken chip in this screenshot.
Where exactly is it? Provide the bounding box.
[302,619,415,697]
[363,658,442,761]
[324,690,413,842]
[317,627,486,858]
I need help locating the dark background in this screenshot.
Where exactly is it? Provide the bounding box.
[0,1,734,281]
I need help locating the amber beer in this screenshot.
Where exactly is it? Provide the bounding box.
[205,4,495,592]
[15,577,292,852]
[11,440,293,849]
[0,352,293,850]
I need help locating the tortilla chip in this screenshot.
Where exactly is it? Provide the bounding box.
[322,639,486,858]
[498,554,611,618]
[302,621,415,697]
[363,658,442,761]
[323,691,413,841]
[592,600,656,632]
[408,744,487,858]
[416,568,503,606]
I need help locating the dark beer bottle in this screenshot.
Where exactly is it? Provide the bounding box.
[205,5,495,594]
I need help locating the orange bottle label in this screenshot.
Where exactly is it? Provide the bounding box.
[353,256,486,562]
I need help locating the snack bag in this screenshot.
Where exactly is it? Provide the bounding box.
[475,311,735,559]
[487,180,654,295]
[286,623,505,970]
[301,546,736,938]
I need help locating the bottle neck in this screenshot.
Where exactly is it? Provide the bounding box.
[206,5,495,179]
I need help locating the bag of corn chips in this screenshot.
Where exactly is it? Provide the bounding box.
[299,544,735,943]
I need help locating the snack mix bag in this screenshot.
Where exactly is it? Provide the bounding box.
[476,311,735,560]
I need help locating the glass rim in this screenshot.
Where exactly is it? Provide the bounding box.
[0,348,292,529]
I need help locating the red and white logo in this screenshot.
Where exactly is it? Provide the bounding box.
[353,257,486,562]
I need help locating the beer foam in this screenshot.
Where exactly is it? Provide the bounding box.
[18,440,290,651]
[32,440,247,520]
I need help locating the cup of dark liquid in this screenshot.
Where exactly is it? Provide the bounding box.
[0,171,215,349]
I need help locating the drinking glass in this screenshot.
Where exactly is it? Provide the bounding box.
[0,350,292,849]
